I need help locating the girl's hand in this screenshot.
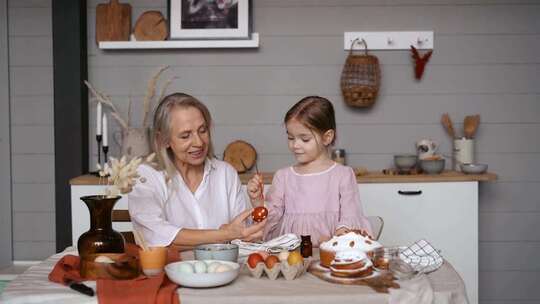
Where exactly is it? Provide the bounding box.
[247,173,264,206]
[220,209,267,242]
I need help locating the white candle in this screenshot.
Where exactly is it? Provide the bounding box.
[102,114,108,146]
[96,102,102,136]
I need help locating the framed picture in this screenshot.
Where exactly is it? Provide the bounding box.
[169,0,251,39]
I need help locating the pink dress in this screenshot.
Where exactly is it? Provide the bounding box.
[263,163,373,246]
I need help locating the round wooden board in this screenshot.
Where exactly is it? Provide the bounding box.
[223,140,257,173]
[308,260,399,293]
[133,11,168,41]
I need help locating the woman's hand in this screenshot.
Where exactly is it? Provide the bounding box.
[220,209,266,242]
[247,173,264,206]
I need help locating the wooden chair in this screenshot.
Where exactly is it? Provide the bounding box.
[367,216,384,240]
[111,210,135,244]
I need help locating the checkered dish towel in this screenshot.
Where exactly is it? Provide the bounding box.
[399,239,444,273]
[231,234,301,257]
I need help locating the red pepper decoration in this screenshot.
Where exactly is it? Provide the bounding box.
[411,45,433,80]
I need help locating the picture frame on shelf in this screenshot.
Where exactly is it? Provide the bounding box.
[169,0,251,40]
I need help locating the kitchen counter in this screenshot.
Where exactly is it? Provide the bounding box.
[70,170,497,185]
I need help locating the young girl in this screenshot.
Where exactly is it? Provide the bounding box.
[247,96,372,246]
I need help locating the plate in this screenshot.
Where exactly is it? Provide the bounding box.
[165,260,240,288]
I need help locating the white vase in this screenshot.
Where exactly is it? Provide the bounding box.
[115,127,151,158]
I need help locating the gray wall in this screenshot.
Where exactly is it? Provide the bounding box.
[8,0,55,260]
[77,0,538,302]
[0,0,13,268]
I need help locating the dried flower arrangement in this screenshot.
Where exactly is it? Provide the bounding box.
[84,66,176,132]
[97,153,156,197]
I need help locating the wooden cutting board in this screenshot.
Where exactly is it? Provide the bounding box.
[309,260,399,293]
[96,0,131,44]
[133,11,168,41]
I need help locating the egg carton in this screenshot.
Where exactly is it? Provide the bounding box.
[245,259,311,280]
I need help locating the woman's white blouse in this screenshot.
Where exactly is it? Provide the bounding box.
[128,158,251,246]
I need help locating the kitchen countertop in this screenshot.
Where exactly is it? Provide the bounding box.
[70,170,497,185]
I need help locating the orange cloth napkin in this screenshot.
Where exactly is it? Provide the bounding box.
[48,244,181,304]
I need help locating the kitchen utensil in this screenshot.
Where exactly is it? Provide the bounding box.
[133,11,168,41]
[453,138,474,171]
[95,0,132,44]
[223,140,257,173]
[194,244,239,262]
[441,113,456,139]
[64,279,95,297]
[139,246,167,276]
[460,163,488,174]
[470,115,480,138]
[394,154,418,173]
[165,260,240,288]
[419,159,445,174]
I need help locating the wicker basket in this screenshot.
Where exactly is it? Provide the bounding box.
[340,39,381,108]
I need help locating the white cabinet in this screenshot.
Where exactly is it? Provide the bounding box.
[360,182,478,304]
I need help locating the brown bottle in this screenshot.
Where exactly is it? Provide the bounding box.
[300,235,312,258]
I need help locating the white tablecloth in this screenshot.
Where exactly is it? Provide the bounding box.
[1,248,468,304]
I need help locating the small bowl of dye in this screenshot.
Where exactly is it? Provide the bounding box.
[194,244,239,262]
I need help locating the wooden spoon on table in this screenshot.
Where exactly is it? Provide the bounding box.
[441,113,456,139]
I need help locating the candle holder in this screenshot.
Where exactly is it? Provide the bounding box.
[89,135,103,176]
[96,135,102,164]
[103,145,109,164]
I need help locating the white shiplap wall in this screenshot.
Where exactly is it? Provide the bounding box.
[8,0,55,260]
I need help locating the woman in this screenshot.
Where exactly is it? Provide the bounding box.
[128,93,265,248]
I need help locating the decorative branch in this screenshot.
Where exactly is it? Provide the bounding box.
[127,92,133,128]
[97,153,156,197]
[142,66,169,128]
[84,80,129,130]
[157,76,178,108]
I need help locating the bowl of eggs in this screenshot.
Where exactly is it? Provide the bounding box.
[165,260,240,288]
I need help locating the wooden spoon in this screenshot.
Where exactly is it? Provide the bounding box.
[463,115,475,139]
[470,115,480,138]
[441,113,456,139]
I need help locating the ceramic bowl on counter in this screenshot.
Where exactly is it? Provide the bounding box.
[394,154,418,173]
[194,243,239,262]
[419,159,445,174]
[460,163,488,174]
[165,260,240,288]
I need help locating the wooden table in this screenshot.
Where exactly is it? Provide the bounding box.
[1,248,468,304]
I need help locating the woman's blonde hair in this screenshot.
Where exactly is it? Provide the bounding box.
[152,92,214,180]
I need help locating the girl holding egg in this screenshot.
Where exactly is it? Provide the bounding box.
[247,96,372,246]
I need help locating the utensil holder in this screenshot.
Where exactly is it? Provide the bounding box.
[453,138,474,171]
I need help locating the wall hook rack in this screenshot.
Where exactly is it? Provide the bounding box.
[344,31,434,51]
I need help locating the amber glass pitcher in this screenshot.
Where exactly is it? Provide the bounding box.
[78,195,125,279]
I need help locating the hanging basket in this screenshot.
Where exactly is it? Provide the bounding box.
[340,39,381,108]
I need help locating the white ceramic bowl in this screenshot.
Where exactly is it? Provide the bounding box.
[460,163,488,174]
[165,260,240,288]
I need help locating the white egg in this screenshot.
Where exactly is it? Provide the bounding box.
[177,263,195,274]
[278,251,289,262]
[206,262,222,273]
[215,264,233,273]
[193,261,207,273]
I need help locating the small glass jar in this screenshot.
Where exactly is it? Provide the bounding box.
[300,235,313,258]
[332,149,346,165]
[372,247,400,270]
